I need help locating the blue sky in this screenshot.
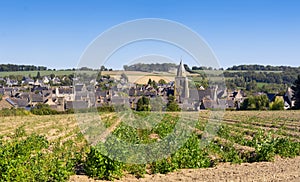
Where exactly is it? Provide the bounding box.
[0,0,299,69]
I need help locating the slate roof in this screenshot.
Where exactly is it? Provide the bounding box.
[6,98,29,108]
[95,90,108,97]
[58,88,73,94]
[20,92,30,100]
[267,93,277,102]
[66,101,89,110]
[31,94,44,102]
[31,86,48,92]
[128,88,135,97]
[75,84,84,92]
[198,90,212,100]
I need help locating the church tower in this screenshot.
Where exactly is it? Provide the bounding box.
[175,60,189,103]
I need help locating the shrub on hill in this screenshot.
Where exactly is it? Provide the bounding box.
[269,97,284,110]
[0,108,30,117]
[30,103,59,115]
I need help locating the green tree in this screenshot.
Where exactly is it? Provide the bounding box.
[246,80,257,91]
[270,96,284,110]
[136,96,150,111]
[96,72,102,82]
[36,71,41,79]
[158,79,167,85]
[255,95,269,110]
[241,95,269,110]
[50,73,55,79]
[147,79,152,85]
[166,95,181,111]
[291,75,300,109]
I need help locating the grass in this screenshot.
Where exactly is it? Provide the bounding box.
[0,70,76,77]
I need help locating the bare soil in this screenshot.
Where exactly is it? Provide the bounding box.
[69,156,300,182]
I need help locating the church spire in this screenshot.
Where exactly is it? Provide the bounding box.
[177,59,186,77]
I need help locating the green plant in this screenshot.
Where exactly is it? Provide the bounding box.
[84,147,124,180]
[124,164,147,178]
[270,97,284,110]
[166,95,181,112]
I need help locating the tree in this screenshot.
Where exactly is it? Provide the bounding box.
[291,75,300,109]
[240,95,269,110]
[50,73,55,79]
[246,80,257,91]
[96,72,102,82]
[255,95,269,110]
[269,96,284,110]
[136,96,150,111]
[166,95,181,111]
[36,71,41,79]
[158,79,167,85]
[147,79,152,85]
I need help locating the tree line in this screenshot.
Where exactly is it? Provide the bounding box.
[123,63,177,72]
[0,64,47,72]
[223,70,299,85]
[226,64,300,71]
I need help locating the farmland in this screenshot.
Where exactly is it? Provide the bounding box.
[0,70,76,77]
[0,111,300,181]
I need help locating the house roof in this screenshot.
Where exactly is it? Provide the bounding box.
[31,94,44,102]
[6,98,29,108]
[75,84,84,92]
[66,100,88,110]
[267,93,277,102]
[198,90,212,100]
[58,88,73,94]
[95,90,108,97]
[201,98,218,109]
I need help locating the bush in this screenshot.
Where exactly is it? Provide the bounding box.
[166,95,181,112]
[270,97,284,110]
[124,164,147,178]
[240,95,269,110]
[84,147,124,180]
[97,105,115,112]
[150,135,212,174]
[0,127,78,181]
[0,108,30,117]
[31,103,59,115]
[136,96,151,111]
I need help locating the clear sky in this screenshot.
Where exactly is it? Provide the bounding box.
[0,0,299,70]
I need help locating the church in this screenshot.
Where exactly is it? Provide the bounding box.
[174,60,224,111]
[175,60,189,103]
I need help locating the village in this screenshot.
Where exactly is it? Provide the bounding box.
[0,61,296,112]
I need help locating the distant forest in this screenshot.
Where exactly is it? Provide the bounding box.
[226,64,300,71]
[223,65,300,85]
[0,64,47,72]
[123,63,177,72]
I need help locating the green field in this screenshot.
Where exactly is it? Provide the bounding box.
[0,110,299,181]
[0,70,76,77]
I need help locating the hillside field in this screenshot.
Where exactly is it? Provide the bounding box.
[0,110,299,181]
